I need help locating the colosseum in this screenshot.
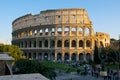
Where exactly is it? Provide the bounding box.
[12,8,110,62]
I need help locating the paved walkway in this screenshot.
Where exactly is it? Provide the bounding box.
[56,73,103,80]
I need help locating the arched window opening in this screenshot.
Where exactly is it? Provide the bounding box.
[34,30,37,36]
[29,30,33,36]
[64,53,69,61]
[86,53,91,62]
[51,28,55,35]
[29,53,31,59]
[28,41,31,48]
[78,28,83,36]
[71,27,76,35]
[71,53,76,61]
[21,32,25,38]
[44,40,48,47]
[25,41,27,48]
[57,40,62,47]
[79,53,84,61]
[72,40,76,47]
[79,40,83,47]
[86,40,91,47]
[33,53,36,59]
[57,53,62,61]
[44,53,48,60]
[100,41,104,47]
[33,41,36,47]
[64,27,69,35]
[64,40,69,47]
[57,27,62,35]
[50,40,55,48]
[86,28,90,35]
[39,29,42,35]
[51,53,55,61]
[45,28,48,35]
[38,53,42,60]
[39,41,42,47]
[21,42,23,48]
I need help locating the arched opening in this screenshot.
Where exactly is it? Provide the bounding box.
[39,41,42,47]
[39,29,42,35]
[38,53,42,60]
[44,53,48,60]
[86,40,91,47]
[71,27,76,35]
[78,28,83,36]
[57,27,62,35]
[64,40,69,47]
[100,41,104,47]
[71,53,76,61]
[79,40,83,47]
[86,28,90,35]
[25,41,27,48]
[64,27,69,35]
[29,53,31,59]
[33,41,36,47]
[33,53,36,59]
[28,41,31,48]
[86,53,91,62]
[29,30,33,36]
[44,40,48,47]
[34,29,37,35]
[51,53,55,61]
[57,40,62,47]
[71,40,76,47]
[94,40,97,46]
[51,28,55,35]
[79,53,84,61]
[45,28,48,35]
[64,53,69,61]
[57,53,62,61]
[50,40,55,48]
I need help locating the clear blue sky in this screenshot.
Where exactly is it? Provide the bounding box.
[0,0,120,44]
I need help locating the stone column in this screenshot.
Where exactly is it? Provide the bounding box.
[55,52,57,61]
[41,53,44,60]
[69,39,71,49]
[83,53,86,62]
[69,26,71,36]
[84,39,86,49]
[69,52,71,61]
[62,39,64,49]
[62,52,64,61]
[76,53,79,61]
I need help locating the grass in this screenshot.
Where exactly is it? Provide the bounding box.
[105,63,119,69]
[41,61,78,72]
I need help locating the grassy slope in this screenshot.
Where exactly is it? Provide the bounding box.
[41,61,78,72]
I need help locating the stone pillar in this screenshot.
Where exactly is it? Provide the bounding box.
[69,52,71,61]
[83,53,86,62]
[55,27,57,36]
[69,26,71,36]
[76,53,79,61]
[77,27,79,36]
[48,53,50,60]
[69,39,71,49]
[62,52,64,61]
[62,26,64,36]
[84,39,86,49]
[55,52,57,61]
[55,39,57,49]
[42,53,44,60]
[62,39,64,49]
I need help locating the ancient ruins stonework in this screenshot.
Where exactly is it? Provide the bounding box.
[12,8,110,62]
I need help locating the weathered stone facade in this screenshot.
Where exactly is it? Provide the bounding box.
[12,8,110,62]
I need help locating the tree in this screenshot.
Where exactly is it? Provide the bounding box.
[13,59,56,79]
[0,44,23,61]
[94,45,101,64]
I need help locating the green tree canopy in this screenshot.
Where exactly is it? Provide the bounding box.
[0,44,23,61]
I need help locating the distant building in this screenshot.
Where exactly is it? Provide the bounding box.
[12,8,110,62]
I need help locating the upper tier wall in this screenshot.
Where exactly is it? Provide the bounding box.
[12,8,92,31]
